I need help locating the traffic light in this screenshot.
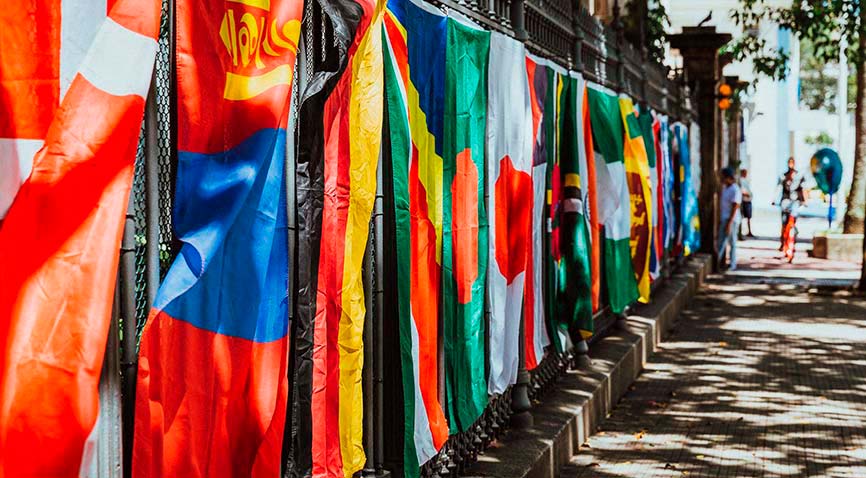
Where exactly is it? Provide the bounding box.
[718,83,732,110]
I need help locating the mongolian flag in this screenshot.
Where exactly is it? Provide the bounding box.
[382,0,450,474]
[558,73,593,339]
[524,54,553,370]
[619,96,652,304]
[486,31,532,395]
[306,0,383,476]
[579,80,601,314]
[586,84,637,315]
[442,13,489,432]
[0,0,159,475]
[132,0,301,476]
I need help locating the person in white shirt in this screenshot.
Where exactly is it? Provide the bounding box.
[718,167,742,270]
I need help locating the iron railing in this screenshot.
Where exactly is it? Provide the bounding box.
[95,1,699,477]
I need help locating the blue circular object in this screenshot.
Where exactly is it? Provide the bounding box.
[810,148,843,195]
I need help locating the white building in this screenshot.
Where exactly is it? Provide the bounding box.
[663,0,855,215]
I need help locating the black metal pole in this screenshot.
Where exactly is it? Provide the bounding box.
[145,77,160,305]
[510,0,528,42]
[372,147,390,477]
[362,228,376,476]
[120,187,138,478]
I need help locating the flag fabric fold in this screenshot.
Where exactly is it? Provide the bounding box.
[486,31,532,395]
[0,0,159,475]
[580,81,601,314]
[308,0,383,476]
[382,0,450,473]
[586,84,637,315]
[442,13,490,433]
[524,54,553,369]
[132,0,301,477]
[558,72,593,339]
[619,96,653,304]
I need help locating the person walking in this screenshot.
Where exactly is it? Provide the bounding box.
[773,157,805,251]
[739,168,754,238]
[718,167,742,271]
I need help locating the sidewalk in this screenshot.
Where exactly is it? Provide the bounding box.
[561,274,866,477]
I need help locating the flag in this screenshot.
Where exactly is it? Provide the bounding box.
[132,0,300,476]
[651,113,665,279]
[0,0,159,475]
[660,116,676,252]
[285,0,384,476]
[486,32,532,395]
[558,73,593,339]
[637,105,659,280]
[307,0,383,476]
[442,13,489,432]
[524,54,553,369]
[676,123,700,256]
[688,121,702,253]
[580,81,601,313]
[586,85,637,315]
[619,96,652,304]
[382,0,450,473]
[545,68,567,352]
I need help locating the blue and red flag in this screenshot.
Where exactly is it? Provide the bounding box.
[132,0,302,477]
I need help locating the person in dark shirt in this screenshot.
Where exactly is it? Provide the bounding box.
[773,157,805,250]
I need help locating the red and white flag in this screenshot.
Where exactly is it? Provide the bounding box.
[486,31,533,395]
[0,0,159,475]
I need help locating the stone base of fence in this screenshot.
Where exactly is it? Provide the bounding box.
[462,254,712,478]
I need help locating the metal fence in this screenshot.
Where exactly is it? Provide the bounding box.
[100,1,699,477]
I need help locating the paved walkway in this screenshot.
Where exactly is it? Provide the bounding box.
[562,255,866,477]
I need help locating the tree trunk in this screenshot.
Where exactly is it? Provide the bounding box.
[847,11,866,236]
[844,66,866,235]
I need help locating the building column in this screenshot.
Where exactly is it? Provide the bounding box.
[669,27,732,270]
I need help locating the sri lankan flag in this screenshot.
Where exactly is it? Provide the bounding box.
[442,13,489,433]
[287,0,383,476]
[619,97,652,303]
[383,0,449,474]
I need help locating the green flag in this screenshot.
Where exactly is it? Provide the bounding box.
[442,15,489,432]
[586,86,638,314]
[558,74,594,339]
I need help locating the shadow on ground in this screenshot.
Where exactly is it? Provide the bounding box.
[561,276,866,478]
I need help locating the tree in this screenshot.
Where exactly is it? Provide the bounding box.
[729,0,866,288]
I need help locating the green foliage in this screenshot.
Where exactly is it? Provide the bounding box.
[805,131,834,146]
[730,0,863,82]
[621,0,671,65]
[799,38,856,113]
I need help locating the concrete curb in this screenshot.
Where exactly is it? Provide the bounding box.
[464,254,712,478]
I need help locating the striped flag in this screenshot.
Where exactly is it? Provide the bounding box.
[308,1,383,476]
[586,85,637,315]
[620,96,652,303]
[524,54,553,369]
[579,81,602,313]
[558,73,593,339]
[132,0,301,476]
[0,0,159,475]
[442,13,489,432]
[546,68,568,352]
[486,32,532,395]
[382,0,450,474]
